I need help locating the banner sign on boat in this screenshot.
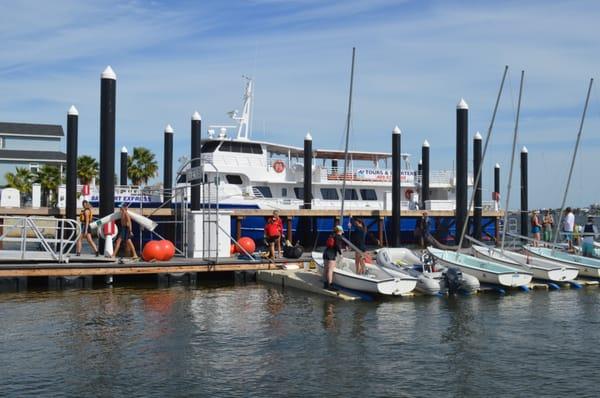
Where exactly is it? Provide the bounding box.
[355,169,414,182]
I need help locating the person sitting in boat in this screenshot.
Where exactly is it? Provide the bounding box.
[264,210,283,259]
[582,217,598,257]
[530,210,542,246]
[76,200,99,257]
[322,225,345,291]
[414,211,431,248]
[350,217,367,275]
[542,210,554,242]
[562,207,575,251]
[112,204,139,260]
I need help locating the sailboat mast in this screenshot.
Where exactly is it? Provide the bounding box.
[340,47,356,221]
[551,78,594,248]
[501,70,525,252]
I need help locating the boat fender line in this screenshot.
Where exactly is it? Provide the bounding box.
[519,285,530,292]
[568,281,582,289]
[547,282,560,290]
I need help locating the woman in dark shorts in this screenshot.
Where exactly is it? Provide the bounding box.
[112,205,138,259]
[323,225,344,290]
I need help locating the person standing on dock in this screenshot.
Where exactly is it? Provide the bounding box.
[530,210,542,246]
[562,207,575,251]
[76,200,99,257]
[112,205,138,260]
[351,218,367,275]
[414,211,431,248]
[582,217,598,257]
[264,210,283,259]
[323,225,344,291]
[542,210,554,242]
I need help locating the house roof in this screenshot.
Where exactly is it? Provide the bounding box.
[0,122,64,137]
[0,149,66,163]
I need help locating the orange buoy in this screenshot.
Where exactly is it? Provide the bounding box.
[230,243,237,255]
[142,240,162,261]
[236,237,256,255]
[155,240,175,261]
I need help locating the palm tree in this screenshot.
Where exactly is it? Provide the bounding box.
[5,167,33,205]
[34,165,63,207]
[128,147,158,186]
[77,155,99,185]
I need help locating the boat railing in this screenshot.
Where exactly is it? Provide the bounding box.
[0,216,80,262]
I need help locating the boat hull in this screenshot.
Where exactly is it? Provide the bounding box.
[472,246,579,282]
[524,246,600,278]
[428,247,532,287]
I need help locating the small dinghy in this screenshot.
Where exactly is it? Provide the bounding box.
[375,248,479,295]
[428,247,532,287]
[472,245,578,282]
[312,252,417,296]
[524,245,600,278]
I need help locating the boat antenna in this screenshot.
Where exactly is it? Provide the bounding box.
[500,70,525,252]
[551,78,594,250]
[456,65,509,253]
[340,47,356,221]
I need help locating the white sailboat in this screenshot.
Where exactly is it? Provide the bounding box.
[313,252,417,295]
[523,245,600,278]
[471,245,578,282]
[428,247,532,287]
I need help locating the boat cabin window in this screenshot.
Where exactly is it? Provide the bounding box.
[343,189,359,200]
[281,188,288,197]
[360,189,377,201]
[201,141,221,153]
[226,175,243,185]
[255,186,272,198]
[218,141,263,154]
[320,188,339,200]
[294,187,313,199]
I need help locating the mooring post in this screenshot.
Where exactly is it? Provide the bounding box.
[473,132,483,240]
[391,126,401,247]
[286,217,293,243]
[120,146,128,186]
[455,98,469,245]
[378,217,384,247]
[163,124,174,203]
[494,163,500,211]
[99,66,116,253]
[421,140,430,210]
[191,112,201,211]
[520,146,529,239]
[235,216,242,241]
[301,132,313,248]
[66,105,78,221]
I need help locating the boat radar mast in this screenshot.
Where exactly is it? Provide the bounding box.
[209,76,253,141]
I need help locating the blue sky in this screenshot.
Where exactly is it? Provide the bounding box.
[1,0,599,209]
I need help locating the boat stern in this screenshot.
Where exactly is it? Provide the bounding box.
[547,268,579,282]
[498,272,532,287]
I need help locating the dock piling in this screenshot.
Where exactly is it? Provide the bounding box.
[391,126,401,247]
[120,146,128,185]
[191,112,201,211]
[520,146,528,239]
[421,139,430,210]
[473,132,483,240]
[66,105,78,221]
[163,124,174,203]
[456,98,469,246]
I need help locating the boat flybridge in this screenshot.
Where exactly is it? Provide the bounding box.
[176,78,471,211]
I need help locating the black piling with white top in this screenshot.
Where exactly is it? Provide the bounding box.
[473,132,483,240]
[163,124,174,203]
[494,163,500,203]
[455,99,469,244]
[520,146,528,238]
[120,146,128,186]
[191,112,201,211]
[421,140,430,210]
[66,105,78,220]
[300,133,313,247]
[99,66,116,252]
[391,126,401,247]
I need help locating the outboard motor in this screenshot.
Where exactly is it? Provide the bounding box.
[443,267,464,294]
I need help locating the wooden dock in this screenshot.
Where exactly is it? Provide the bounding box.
[0,255,312,278]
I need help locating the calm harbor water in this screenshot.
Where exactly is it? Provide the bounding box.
[1,280,600,397]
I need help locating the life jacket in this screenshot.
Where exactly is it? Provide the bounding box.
[326,235,336,249]
[265,221,280,238]
[584,223,595,234]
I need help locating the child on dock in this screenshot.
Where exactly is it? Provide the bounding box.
[112,205,138,260]
[530,210,542,246]
[323,225,344,291]
[76,200,99,257]
[351,218,367,275]
[264,210,283,259]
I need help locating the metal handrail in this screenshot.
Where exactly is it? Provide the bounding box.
[0,216,80,262]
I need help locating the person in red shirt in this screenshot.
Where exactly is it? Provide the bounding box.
[264,210,283,258]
